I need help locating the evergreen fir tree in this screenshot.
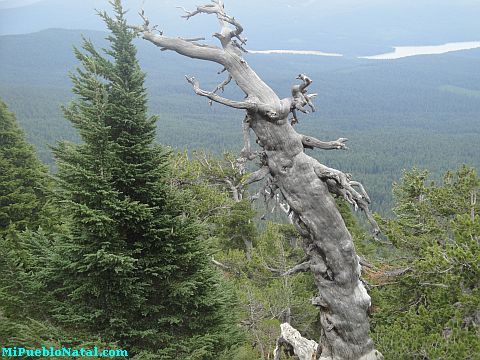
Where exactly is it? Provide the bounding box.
[0,102,68,350]
[0,99,48,235]
[0,99,47,339]
[48,1,240,357]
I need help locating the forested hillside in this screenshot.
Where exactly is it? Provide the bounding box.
[1,1,479,359]
[1,29,479,213]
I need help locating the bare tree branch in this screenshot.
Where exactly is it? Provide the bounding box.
[315,163,380,235]
[360,202,381,236]
[288,74,317,125]
[282,261,311,276]
[180,36,206,42]
[420,282,449,289]
[134,9,226,63]
[314,164,362,201]
[218,13,246,44]
[177,0,247,49]
[301,135,348,150]
[290,108,300,126]
[297,73,313,93]
[384,267,412,277]
[242,166,270,187]
[186,76,258,110]
[212,257,230,271]
[350,180,371,203]
[139,30,226,63]
[224,178,241,202]
[358,255,375,270]
[177,3,223,20]
[215,74,233,93]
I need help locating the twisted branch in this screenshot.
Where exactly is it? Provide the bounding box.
[218,13,246,44]
[177,2,223,20]
[350,180,371,203]
[314,165,380,235]
[212,74,232,94]
[282,261,311,277]
[186,76,257,110]
[289,74,317,125]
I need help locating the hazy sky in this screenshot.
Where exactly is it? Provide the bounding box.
[0,0,41,7]
[1,0,479,55]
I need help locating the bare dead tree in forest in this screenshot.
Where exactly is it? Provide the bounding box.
[133,1,383,359]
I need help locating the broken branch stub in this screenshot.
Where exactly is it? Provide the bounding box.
[135,1,383,359]
[274,323,319,360]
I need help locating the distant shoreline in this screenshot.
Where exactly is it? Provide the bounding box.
[248,42,480,60]
[359,41,480,60]
[247,49,343,57]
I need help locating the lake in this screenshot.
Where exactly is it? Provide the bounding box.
[359,41,480,60]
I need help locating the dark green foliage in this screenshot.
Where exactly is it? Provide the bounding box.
[371,166,480,359]
[0,100,48,235]
[44,1,240,357]
[0,101,58,348]
[219,199,257,251]
[0,229,122,359]
[0,229,49,323]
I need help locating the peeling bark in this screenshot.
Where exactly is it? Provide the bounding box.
[134,2,383,358]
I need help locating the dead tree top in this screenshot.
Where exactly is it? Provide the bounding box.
[133,1,383,358]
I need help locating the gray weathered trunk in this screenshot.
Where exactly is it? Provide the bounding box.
[134,1,383,358]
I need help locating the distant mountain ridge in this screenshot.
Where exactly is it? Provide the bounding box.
[2,0,480,56]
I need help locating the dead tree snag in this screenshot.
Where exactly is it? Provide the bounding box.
[133,1,383,359]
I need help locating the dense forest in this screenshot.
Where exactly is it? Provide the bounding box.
[1,27,480,214]
[0,1,479,359]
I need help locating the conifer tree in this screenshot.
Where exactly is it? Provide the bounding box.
[0,99,50,341]
[49,1,240,357]
[371,167,480,359]
[0,102,74,353]
[0,99,48,235]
